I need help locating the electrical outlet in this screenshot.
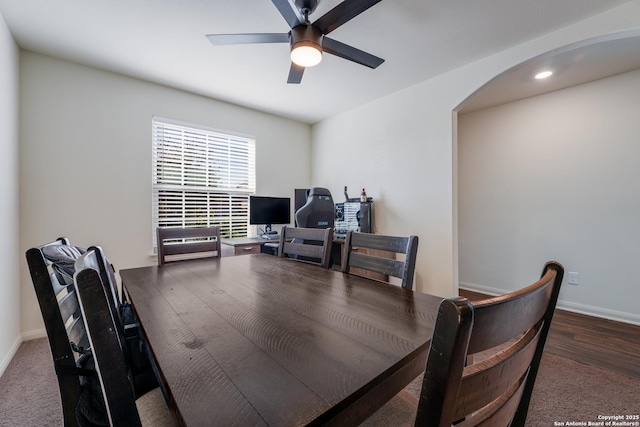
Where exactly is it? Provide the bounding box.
[567,272,579,285]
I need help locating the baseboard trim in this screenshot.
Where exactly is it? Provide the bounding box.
[556,301,640,326]
[459,282,503,297]
[0,329,47,378]
[0,335,22,378]
[459,282,640,326]
[21,328,47,341]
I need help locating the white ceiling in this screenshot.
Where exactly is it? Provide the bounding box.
[0,0,637,123]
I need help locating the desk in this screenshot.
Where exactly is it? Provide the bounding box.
[220,236,279,256]
[121,255,440,426]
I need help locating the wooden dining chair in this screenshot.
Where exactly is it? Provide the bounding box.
[75,246,159,397]
[156,226,221,265]
[277,226,334,268]
[73,265,176,426]
[341,231,419,289]
[25,238,86,427]
[26,240,171,426]
[363,261,564,427]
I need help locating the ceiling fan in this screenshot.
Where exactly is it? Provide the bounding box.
[206,0,385,84]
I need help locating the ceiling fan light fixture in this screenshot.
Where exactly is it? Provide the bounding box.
[291,42,322,67]
[290,25,323,67]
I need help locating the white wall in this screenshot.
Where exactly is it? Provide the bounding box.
[19,52,312,336]
[0,12,20,375]
[458,69,640,324]
[311,87,459,296]
[311,2,640,298]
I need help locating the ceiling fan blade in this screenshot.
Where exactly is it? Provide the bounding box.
[322,37,384,69]
[287,63,305,84]
[271,0,304,28]
[312,0,382,35]
[206,33,289,45]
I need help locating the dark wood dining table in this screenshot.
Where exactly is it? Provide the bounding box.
[120,254,442,426]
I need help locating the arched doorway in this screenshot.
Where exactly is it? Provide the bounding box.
[453,31,640,325]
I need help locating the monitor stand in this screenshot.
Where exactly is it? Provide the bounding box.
[261,224,278,240]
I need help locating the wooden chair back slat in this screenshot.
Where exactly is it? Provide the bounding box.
[277,226,333,268]
[415,261,564,427]
[347,232,412,253]
[458,372,529,427]
[282,242,326,259]
[283,226,329,241]
[157,227,219,239]
[347,252,407,277]
[162,241,219,256]
[157,226,221,265]
[342,231,419,289]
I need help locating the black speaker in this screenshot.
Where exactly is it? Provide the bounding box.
[294,188,309,212]
[357,202,373,233]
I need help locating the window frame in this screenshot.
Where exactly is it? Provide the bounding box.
[151,117,256,250]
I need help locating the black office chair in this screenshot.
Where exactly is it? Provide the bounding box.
[295,187,335,229]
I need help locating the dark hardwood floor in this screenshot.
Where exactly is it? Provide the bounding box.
[460,288,640,379]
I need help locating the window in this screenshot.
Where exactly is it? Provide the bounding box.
[152,118,256,248]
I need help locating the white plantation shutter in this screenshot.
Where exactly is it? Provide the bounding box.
[152,118,255,249]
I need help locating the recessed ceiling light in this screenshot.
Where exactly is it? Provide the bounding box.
[535,71,553,80]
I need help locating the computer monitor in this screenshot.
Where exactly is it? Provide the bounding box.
[249,196,291,233]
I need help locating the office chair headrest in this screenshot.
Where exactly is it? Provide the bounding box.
[308,187,332,198]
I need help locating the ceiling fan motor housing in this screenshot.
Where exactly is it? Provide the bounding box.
[290,25,323,51]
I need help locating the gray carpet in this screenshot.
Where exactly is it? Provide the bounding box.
[525,352,640,426]
[1,338,639,426]
[0,338,61,426]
